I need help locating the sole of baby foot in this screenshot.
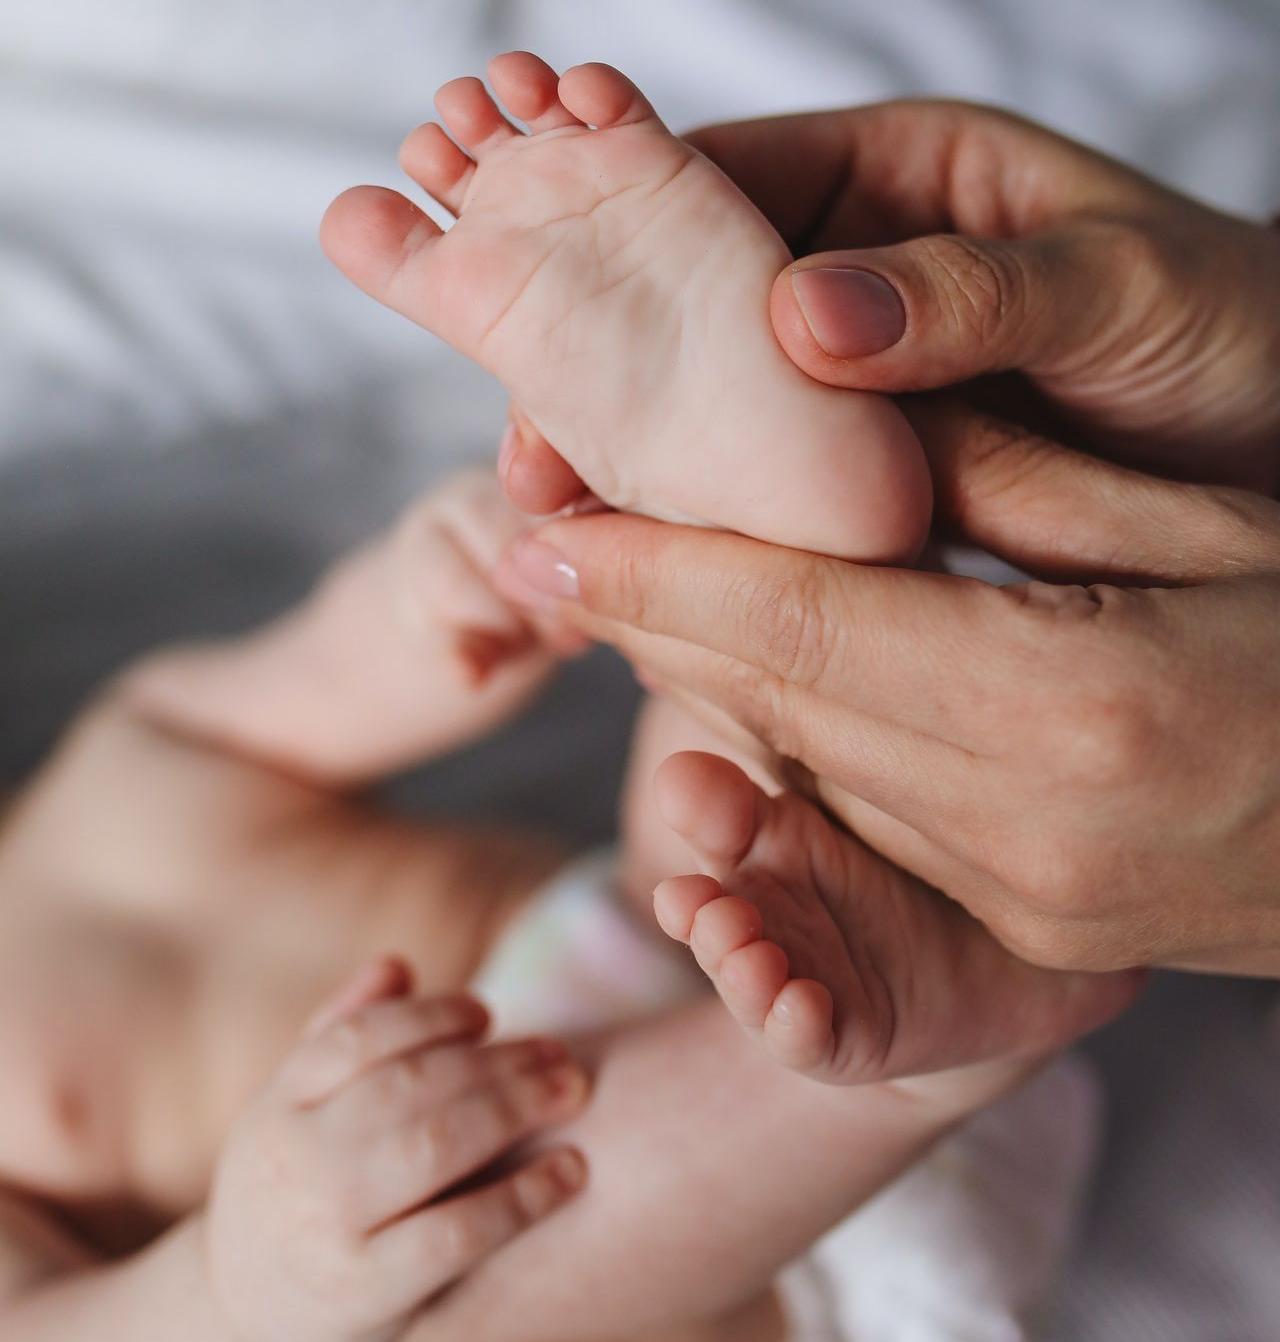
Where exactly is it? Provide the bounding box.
[653,751,1145,1086]
[321,53,930,561]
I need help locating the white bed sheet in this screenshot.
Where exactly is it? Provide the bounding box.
[3,2,1280,1336]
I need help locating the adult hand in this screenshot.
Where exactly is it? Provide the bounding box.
[503,100,1280,513]
[495,402,1280,977]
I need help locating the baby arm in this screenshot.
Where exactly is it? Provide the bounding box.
[124,468,575,787]
[0,960,587,1342]
[0,1200,242,1342]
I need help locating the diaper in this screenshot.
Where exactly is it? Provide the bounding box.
[469,847,705,1040]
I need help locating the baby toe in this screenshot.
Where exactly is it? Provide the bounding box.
[655,752,763,870]
[718,939,790,1028]
[688,894,763,975]
[499,414,588,515]
[435,76,520,158]
[399,122,474,215]
[558,62,662,130]
[653,873,722,943]
[763,979,836,1076]
[488,51,582,133]
[320,186,443,303]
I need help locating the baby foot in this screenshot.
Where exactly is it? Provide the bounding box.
[321,53,931,561]
[653,752,1143,1085]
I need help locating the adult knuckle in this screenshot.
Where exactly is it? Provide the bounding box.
[682,654,785,759]
[1044,680,1157,792]
[1002,588,1161,791]
[948,414,1063,515]
[994,816,1120,925]
[747,565,837,688]
[1003,579,1100,620]
[1095,217,1182,292]
[923,233,1030,351]
[757,680,813,763]
[992,840,1067,919]
[607,538,658,627]
[715,662,802,761]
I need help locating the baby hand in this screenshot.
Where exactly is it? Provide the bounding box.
[204,957,588,1342]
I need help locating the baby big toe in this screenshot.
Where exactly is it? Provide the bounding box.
[654,752,762,869]
[557,62,662,130]
[320,186,442,304]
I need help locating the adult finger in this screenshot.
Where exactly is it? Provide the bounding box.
[772,218,1176,396]
[585,614,988,840]
[495,515,1021,745]
[696,100,1280,480]
[911,399,1280,583]
[687,100,1145,254]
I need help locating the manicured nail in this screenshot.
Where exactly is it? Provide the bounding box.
[508,537,580,601]
[790,267,906,357]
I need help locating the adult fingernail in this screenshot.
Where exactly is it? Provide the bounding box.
[508,537,580,601]
[790,267,906,357]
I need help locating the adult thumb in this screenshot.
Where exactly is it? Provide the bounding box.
[771,225,1143,395]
